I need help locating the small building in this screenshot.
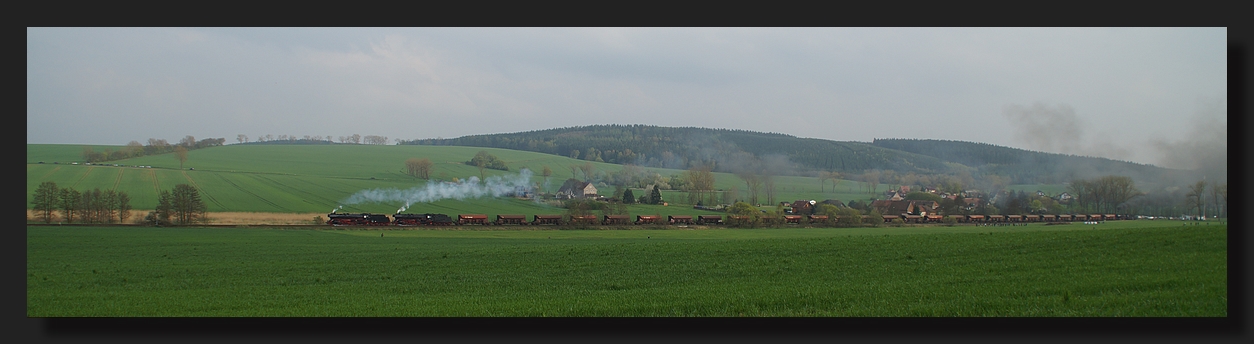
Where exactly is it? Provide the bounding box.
[791,200,816,215]
[556,179,598,199]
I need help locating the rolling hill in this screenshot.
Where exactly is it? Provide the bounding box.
[401,124,1187,187]
[27,143,884,217]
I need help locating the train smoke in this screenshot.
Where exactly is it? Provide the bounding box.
[341,168,536,211]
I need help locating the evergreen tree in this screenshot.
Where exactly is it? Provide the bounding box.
[650,185,662,205]
[623,188,636,204]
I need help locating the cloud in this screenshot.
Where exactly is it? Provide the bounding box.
[1149,97,1227,180]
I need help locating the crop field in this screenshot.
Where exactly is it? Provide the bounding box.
[27,222,1226,317]
[28,144,914,216]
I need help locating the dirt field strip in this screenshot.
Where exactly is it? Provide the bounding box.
[216,173,291,212]
[72,166,93,188]
[254,175,339,209]
[149,169,160,195]
[112,168,124,191]
[39,166,61,179]
[182,170,226,210]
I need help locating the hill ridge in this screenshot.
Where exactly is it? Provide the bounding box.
[401,124,1180,186]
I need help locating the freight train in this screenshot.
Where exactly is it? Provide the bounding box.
[326,211,1125,227]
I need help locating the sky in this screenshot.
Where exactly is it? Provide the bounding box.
[27,27,1228,171]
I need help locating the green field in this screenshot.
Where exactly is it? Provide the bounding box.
[27,221,1227,316]
[27,144,903,216]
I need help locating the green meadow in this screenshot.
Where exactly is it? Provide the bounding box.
[26,222,1226,317]
[27,144,897,216]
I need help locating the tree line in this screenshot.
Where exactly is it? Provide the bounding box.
[31,182,207,225]
[398,124,937,175]
[31,182,132,224]
[238,134,392,145]
[82,136,225,164]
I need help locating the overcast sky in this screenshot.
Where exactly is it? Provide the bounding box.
[27,27,1227,170]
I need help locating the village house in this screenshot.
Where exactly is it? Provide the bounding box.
[556,179,598,199]
[884,190,905,201]
[962,198,983,211]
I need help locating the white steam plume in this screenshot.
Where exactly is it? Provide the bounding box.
[342,169,535,213]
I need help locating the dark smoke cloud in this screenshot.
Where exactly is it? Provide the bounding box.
[1002,102,1135,162]
[1149,97,1226,182]
[1002,103,1084,155]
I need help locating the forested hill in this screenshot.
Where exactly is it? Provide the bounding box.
[401,125,1179,185]
[402,125,948,174]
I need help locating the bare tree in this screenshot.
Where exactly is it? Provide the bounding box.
[32,181,60,223]
[405,158,434,179]
[1185,180,1207,218]
[180,135,196,149]
[579,162,595,183]
[865,171,880,195]
[174,146,189,169]
[126,141,145,157]
[237,134,248,144]
[113,191,132,223]
[405,158,422,179]
[763,173,776,205]
[685,165,716,205]
[1216,182,1227,218]
[737,171,762,205]
[170,184,208,224]
[59,188,80,223]
[418,159,433,179]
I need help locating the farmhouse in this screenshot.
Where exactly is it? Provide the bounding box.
[556,179,598,199]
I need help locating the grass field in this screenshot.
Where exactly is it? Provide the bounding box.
[27,144,951,216]
[26,221,1227,317]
